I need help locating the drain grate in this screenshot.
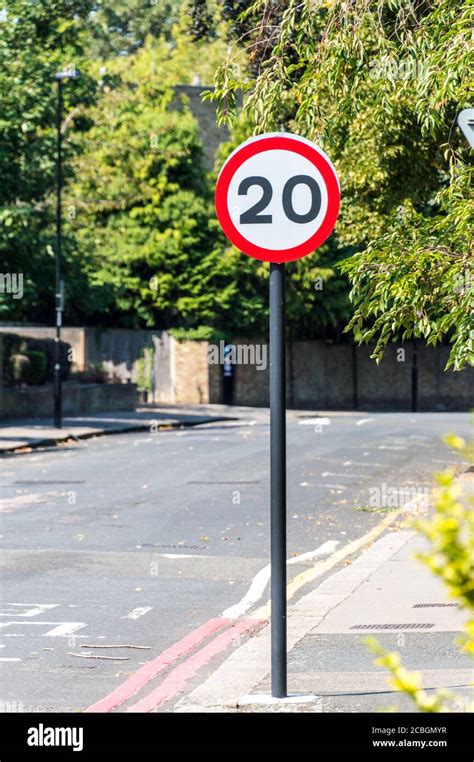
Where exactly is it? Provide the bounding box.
[351,623,434,630]
[413,603,458,608]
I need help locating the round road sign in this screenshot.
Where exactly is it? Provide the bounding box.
[215,133,340,263]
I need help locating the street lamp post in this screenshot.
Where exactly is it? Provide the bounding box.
[54,67,79,429]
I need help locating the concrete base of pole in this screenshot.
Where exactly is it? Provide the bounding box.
[238,693,321,706]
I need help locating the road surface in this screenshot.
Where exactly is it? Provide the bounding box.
[0,410,469,711]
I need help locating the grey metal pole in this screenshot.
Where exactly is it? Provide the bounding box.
[54,77,63,429]
[269,262,287,698]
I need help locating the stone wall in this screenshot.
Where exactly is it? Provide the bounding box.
[153,334,221,405]
[0,326,157,377]
[0,382,138,420]
[3,327,471,411]
[154,332,473,411]
[235,341,473,411]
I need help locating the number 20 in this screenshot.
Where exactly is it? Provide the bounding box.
[238,175,321,225]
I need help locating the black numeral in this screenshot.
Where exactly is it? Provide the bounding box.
[238,174,321,225]
[282,175,321,223]
[238,176,273,224]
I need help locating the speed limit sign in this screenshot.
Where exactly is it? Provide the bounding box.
[215,133,340,263]
[215,132,341,700]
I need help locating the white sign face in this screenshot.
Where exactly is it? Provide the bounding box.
[215,133,340,264]
[226,149,329,252]
[458,109,474,148]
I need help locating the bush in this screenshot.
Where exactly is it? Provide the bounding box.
[0,333,72,385]
[19,337,71,383]
[135,348,154,393]
[24,350,47,384]
[169,326,226,342]
[71,364,108,384]
[10,353,31,384]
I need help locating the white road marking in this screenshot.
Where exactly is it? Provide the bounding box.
[0,658,21,662]
[161,554,209,559]
[356,418,376,426]
[288,541,339,565]
[342,460,384,468]
[0,621,86,637]
[122,607,153,620]
[300,481,347,489]
[43,622,86,637]
[222,565,271,620]
[321,471,369,479]
[0,603,59,618]
[379,445,407,450]
[0,494,49,512]
[222,541,338,620]
[298,418,331,426]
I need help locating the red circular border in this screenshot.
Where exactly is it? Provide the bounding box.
[215,135,340,263]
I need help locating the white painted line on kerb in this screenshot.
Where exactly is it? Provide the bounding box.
[298,418,330,426]
[222,541,338,620]
[356,418,376,426]
[122,607,153,620]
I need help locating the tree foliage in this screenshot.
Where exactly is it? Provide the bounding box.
[88,0,182,57]
[68,43,233,328]
[0,0,94,322]
[209,0,473,367]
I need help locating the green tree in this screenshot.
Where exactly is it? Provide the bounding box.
[88,0,183,58]
[0,0,95,322]
[209,0,473,368]
[68,43,236,329]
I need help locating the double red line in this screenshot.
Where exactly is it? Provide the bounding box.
[85,617,265,713]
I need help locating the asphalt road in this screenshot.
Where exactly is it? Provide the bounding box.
[0,410,470,711]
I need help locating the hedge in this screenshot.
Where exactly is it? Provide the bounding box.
[0,333,72,386]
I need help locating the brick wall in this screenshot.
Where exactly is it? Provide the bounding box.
[153,332,473,411]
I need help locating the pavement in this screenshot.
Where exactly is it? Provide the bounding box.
[176,511,473,714]
[0,404,240,453]
[0,407,471,713]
